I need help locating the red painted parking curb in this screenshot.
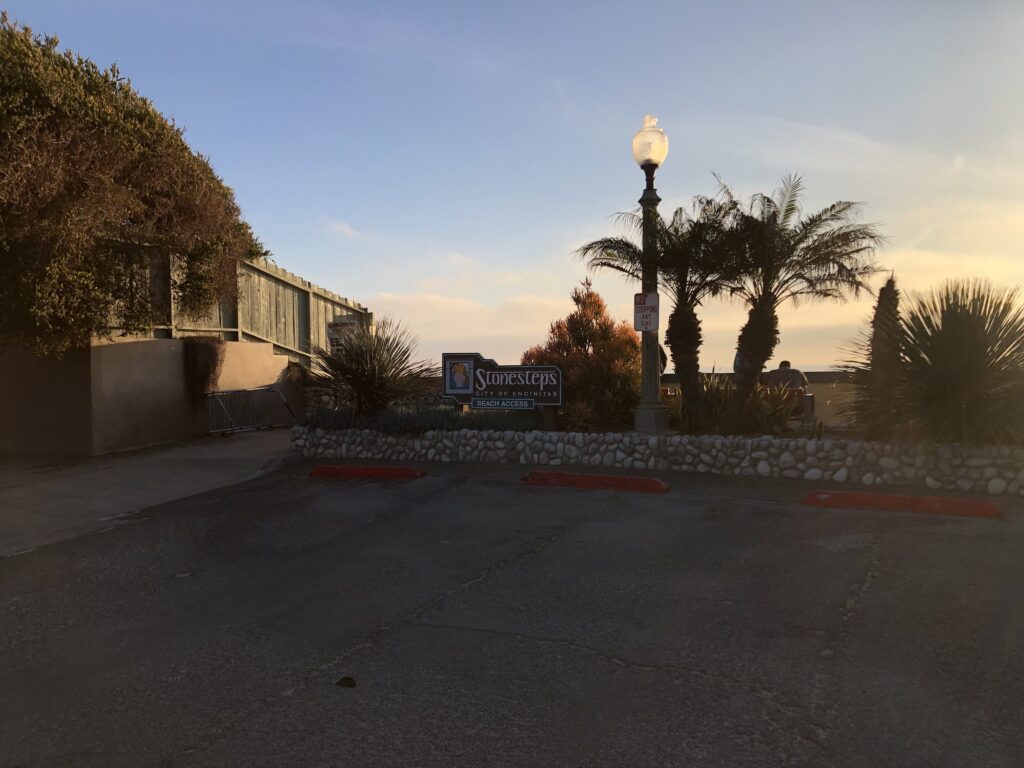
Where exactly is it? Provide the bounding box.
[521,471,669,494]
[803,490,1002,519]
[310,465,425,480]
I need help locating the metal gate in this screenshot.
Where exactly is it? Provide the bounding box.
[207,387,295,433]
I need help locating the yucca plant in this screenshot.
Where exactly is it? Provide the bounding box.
[698,372,797,434]
[746,385,801,435]
[900,280,1024,444]
[701,372,734,430]
[310,317,438,417]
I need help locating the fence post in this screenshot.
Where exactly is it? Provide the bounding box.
[541,406,557,432]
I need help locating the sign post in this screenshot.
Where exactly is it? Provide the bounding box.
[634,292,659,332]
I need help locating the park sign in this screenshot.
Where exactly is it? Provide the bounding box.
[442,353,562,410]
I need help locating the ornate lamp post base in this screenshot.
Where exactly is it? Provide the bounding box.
[634,400,669,434]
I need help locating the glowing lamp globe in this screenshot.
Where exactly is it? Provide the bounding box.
[631,114,669,168]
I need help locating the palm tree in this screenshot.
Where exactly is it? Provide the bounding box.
[718,175,883,427]
[576,198,733,429]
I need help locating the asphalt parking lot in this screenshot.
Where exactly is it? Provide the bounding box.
[2,462,1023,767]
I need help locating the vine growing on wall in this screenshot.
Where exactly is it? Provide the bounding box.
[183,336,225,406]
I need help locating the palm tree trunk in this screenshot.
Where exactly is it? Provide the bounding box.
[725,299,779,430]
[665,301,704,431]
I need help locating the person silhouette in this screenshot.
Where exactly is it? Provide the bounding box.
[764,360,807,390]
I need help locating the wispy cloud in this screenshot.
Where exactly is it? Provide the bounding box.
[326,219,360,238]
[371,290,572,365]
[273,6,510,81]
[322,114,1024,371]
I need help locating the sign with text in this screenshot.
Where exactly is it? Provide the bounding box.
[326,318,360,352]
[634,292,659,332]
[442,353,562,409]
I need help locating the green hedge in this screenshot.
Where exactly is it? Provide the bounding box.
[303,403,541,434]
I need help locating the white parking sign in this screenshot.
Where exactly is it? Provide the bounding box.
[634,292,659,332]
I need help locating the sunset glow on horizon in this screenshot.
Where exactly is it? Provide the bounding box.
[10,0,1022,371]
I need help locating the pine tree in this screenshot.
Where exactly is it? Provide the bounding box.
[843,275,903,437]
[869,275,902,406]
[521,280,641,431]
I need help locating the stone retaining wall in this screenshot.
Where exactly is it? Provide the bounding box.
[292,425,1024,496]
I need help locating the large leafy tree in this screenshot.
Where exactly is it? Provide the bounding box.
[576,198,732,429]
[719,175,883,425]
[0,14,266,355]
[522,280,641,431]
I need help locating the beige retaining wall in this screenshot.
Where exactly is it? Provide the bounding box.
[2,339,297,457]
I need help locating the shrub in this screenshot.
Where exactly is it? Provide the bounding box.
[304,401,540,434]
[701,372,734,430]
[693,372,797,435]
[521,280,640,431]
[746,384,801,435]
[0,15,265,355]
[182,336,225,406]
[309,317,438,417]
[842,279,1024,444]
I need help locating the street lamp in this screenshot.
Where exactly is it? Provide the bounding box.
[631,114,670,434]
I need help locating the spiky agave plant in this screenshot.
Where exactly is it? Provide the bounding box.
[900,280,1024,444]
[310,317,439,417]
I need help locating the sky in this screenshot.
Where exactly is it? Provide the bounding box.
[8,0,1024,370]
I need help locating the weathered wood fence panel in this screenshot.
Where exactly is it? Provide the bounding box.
[149,257,370,363]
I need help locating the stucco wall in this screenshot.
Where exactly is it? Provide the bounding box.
[0,345,93,457]
[216,340,291,392]
[89,340,203,454]
[90,339,293,454]
[2,339,296,457]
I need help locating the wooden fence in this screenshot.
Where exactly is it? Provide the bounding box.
[150,258,371,364]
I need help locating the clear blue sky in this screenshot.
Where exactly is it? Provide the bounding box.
[8,1,1024,368]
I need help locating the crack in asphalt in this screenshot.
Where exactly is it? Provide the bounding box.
[310,499,604,671]
[809,535,883,760]
[405,617,826,747]
[176,484,607,761]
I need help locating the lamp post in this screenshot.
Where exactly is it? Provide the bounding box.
[631,114,670,434]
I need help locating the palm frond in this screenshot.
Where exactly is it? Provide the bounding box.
[575,236,644,282]
[773,173,804,227]
[610,210,644,236]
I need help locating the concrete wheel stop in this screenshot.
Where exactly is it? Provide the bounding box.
[521,470,670,493]
[803,490,1002,519]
